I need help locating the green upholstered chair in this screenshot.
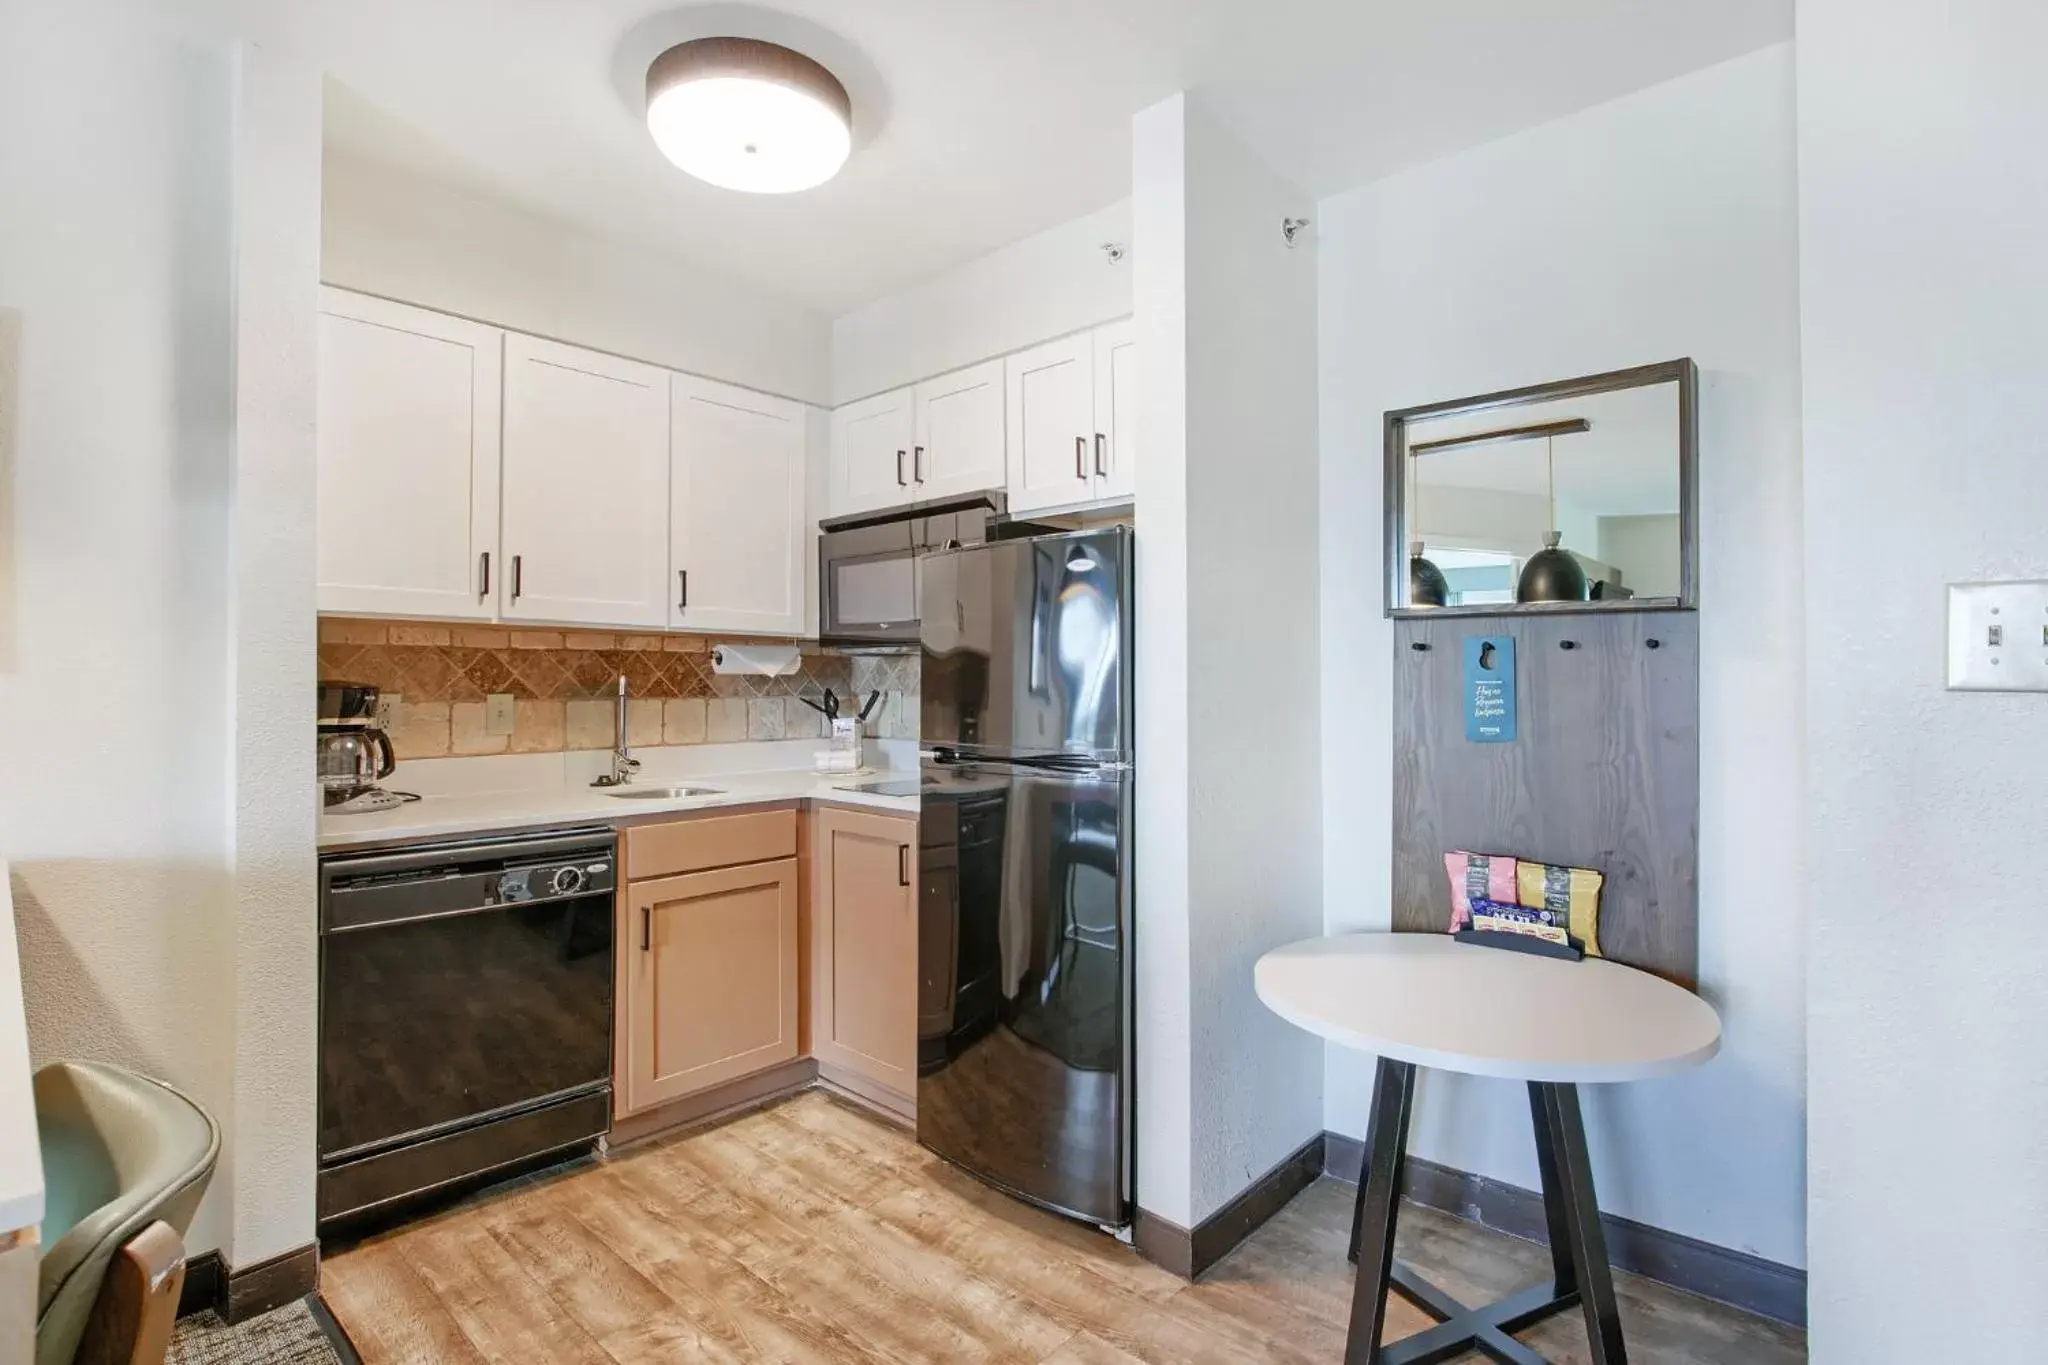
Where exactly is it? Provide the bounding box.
[34,1062,218,1365]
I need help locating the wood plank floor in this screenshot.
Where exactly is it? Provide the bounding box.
[321,1091,1805,1364]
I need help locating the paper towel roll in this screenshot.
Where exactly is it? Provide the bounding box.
[709,642,802,677]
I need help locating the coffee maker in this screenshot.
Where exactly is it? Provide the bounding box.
[317,681,411,812]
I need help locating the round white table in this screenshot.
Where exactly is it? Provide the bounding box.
[1255,933,1721,1365]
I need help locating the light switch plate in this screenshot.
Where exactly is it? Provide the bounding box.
[1947,581,2048,691]
[486,692,515,735]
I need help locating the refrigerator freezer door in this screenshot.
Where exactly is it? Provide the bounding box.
[917,758,1130,1226]
[920,527,1130,761]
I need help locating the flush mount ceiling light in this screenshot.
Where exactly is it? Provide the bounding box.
[645,37,851,194]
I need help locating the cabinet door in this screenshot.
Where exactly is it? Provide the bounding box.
[912,359,1005,500]
[671,375,807,635]
[1091,320,1137,502]
[624,859,801,1113]
[829,387,916,517]
[810,808,918,1097]
[1005,334,1096,514]
[501,335,670,626]
[316,289,502,619]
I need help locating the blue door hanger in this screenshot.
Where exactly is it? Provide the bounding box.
[1463,636,1517,743]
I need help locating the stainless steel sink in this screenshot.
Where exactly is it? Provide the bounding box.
[599,785,724,800]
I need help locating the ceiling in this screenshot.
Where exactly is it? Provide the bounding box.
[173,0,1790,316]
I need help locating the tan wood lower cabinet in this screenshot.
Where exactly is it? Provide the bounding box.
[809,807,919,1104]
[621,856,800,1115]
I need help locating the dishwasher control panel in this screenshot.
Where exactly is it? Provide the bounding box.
[496,856,615,904]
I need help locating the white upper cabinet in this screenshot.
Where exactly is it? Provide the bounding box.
[1005,333,1096,514]
[911,359,1005,501]
[316,289,502,619]
[829,386,916,518]
[829,359,1006,518]
[670,375,808,635]
[1092,319,1137,502]
[1005,322,1136,514]
[500,335,671,627]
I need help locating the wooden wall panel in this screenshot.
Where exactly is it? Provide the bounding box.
[1392,612,1699,986]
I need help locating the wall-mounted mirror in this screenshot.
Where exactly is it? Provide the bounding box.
[1384,359,1697,615]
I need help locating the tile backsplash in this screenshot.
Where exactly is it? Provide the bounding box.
[319,618,919,760]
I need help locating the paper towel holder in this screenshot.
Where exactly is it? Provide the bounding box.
[709,642,803,677]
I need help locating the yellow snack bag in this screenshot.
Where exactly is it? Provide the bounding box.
[1516,862,1605,957]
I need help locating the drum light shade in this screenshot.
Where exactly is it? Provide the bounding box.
[646,38,852,194]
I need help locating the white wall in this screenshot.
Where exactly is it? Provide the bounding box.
[0,1,239,1257]
[323,151,833,406]
[1799,1,2048,1354]
[1130,102,1194,1225]
[0,6,324,1268]
[831,200,1132,404]
[1319,45,1806,1266]
[1135,93,1324,1227]
[226,44,322,1265]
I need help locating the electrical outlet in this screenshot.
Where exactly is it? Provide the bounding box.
[374,693,403,730]
[1946,581,2048,691]
[486,692,515,736]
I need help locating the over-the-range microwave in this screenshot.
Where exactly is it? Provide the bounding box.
[817,490,1005,650]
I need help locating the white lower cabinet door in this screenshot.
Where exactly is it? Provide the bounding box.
[1005,334,1096,514]
[911,359,1005,500]
[1091,319,1137,502]
[315,289,502,618]
[670,375,808,635]
[500,334,671,627]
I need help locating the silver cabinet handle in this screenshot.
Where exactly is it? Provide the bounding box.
[914,445,925,483]
[1094,433,1107,477]
[897,449,907,486]
[478,551,491,600]
[678,569,688,611]
[1075,436,1086,479]
[511,554,523,602]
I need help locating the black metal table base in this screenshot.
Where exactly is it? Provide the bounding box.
[1343,1059,1628,1364]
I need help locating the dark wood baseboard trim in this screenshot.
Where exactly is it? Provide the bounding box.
[1324,1132,1806,1327]
[224,1242,321,1324]
[1135,1131,1327,1281]
[1129,1208,1194,1280]
[176,1242,321,1325]
[176,1250,223,1319]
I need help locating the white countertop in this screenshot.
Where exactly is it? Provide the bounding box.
[318,744,922,850]
[0,861,43,1236]
[1255,932,1721,1085]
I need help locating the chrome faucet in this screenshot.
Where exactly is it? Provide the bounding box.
[591,674,640,788]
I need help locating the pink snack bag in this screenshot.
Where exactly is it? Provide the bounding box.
[1443,852,1519,932]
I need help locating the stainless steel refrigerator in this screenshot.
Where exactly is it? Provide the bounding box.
[916,524,1132,1229]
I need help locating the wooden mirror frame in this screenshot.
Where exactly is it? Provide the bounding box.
[1383,358,1699,617]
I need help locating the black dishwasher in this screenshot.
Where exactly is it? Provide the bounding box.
[317,828,615,1231]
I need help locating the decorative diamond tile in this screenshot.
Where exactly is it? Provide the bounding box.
[464,650,516,695]
[568,652,618,695]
